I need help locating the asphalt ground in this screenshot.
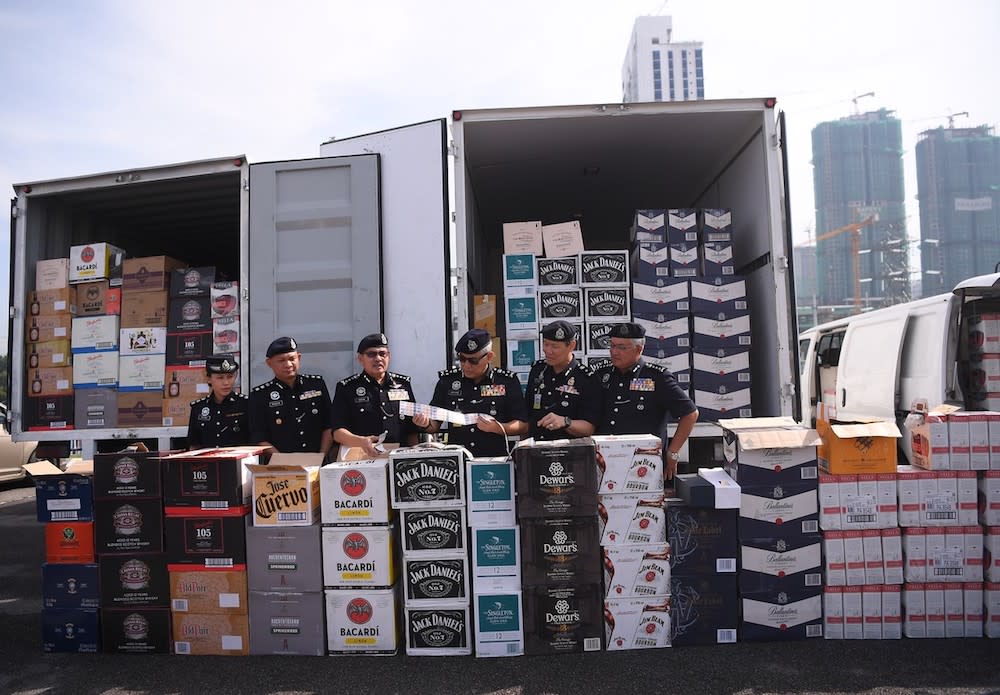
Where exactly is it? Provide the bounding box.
[2,484,999,695]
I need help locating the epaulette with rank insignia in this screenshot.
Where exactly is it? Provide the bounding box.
[251,382,272,393]
[301,373,325,381]
[190,396,209,407]
[644,362,668,374]
[571,361,594,377]
[338,372,363,387]
[495,368,518,379]
[438,366,461,378]
[388,372,411,382]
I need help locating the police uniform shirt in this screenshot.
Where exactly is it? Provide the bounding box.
[594,359,697,436]
[430,366,528,457]
[330,371,417,443]
[249,373,332,452]
[186,392,250,448]
[524,358,602,440]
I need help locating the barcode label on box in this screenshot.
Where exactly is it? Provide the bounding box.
[175,642,191,654]
[506,643,520,654]
[205,558,233,567]
[50,511,79,521]
[806,624,823,638]
[717,629,737,643]
[171,599,189,612]
[584,638,601,652]
[801,468,817,479]
[278,512,307,522]
[717,558,736,573]
[201,501,230,509]
[806,573,822,586]
[803,521,819,533]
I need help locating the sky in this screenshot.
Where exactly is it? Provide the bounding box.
[2,0,998,344]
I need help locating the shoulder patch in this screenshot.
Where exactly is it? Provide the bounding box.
[645,362,668,374]
[531,359,546,367]
[338,372,363,386]
[190,397,207,407]
[234,393,249,401]
[438,366,461,378]
[302,373,324,380]
[388,372,411,381]
[251,383,271,392]
[573,363,595,377]
[496,368,517,379]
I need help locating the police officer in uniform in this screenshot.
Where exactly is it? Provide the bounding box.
[186,355,249,449]
[331,332,420,457]
[524,320,601,440]
[421,329,528,457]
[594,322,699,477]
[249,336,333,455]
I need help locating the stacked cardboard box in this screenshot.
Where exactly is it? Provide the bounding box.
[27,259,76,430]
[166,267,215,370]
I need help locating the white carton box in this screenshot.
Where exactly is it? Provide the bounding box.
[389,446,467,509]
[473,591,524,658]
[592,434,663,495]
[541,221,584,258]
[399,508,466,558]
[602,543,671,598]
[823,586,844,639]
[963,526,984,582]
[470,527,521,590]
[844,531,866,586]
[466,458,516,528]
[957,471,978,525]
[877,473,899,528]
[924,583,946,638]
[69,242,124,285]
[837,474,859,524]
[903,583,926,638]
[537,288,583,322]
[987,528,1000,582]
[980,471,1000,526]
[944,584,965,637]
[319,459,391,526]
[502,221,543,256]
[210,282,239,319]
[842,586,863,639]
[321,526,396,588]
[924,528,949,582]
[882,528,904,585]
[604,596,672,650]
[863,530,884,585]
[597,493,666,546]
[964,582,984,638]
[501,253,537,289]
[118,354,166,392]
[819,474,842,531]
[324,587,400,655]
[823,532,846,586]
[119,327,167,356]
[71,350,119,389]
[948,414,972,471]
[882,585,903,639]
[904,528,927,583]
[862,585,882,640]
[851,474,879,530]
[968,413,991,470]
[71,315,120,353]
[896,466,922,527]
[987,583,1000,638]
[213,316,240,355]
[989,413,1000,469]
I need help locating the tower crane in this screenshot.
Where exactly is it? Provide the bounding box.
[814,216,876,313]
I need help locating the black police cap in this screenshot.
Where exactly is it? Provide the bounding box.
[612,322,646,339]
[456,328,491,355]
[357,333,389,353]
[541,320,577,343]
[266,336,298,358]
[206,355,239,375]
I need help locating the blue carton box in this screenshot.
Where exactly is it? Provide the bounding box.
[631,278,690,314]
[738,482,819,539]
[691,310,751,349]
[689,276,747,314]
[738,533,823,594]
[42,608,100,652]
[740,587,823,642]
[42,563,100,610]
[669,574,739,646]
[665,501,738,577]
[25,460,94,523]
[690,347,751,391]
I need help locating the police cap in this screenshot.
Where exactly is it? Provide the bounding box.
[541,320,577,343]
[612,322,646,339]
[357,333,389,353]
[456,328,492,355]
[266,336,298,358]
[206,355,239,375]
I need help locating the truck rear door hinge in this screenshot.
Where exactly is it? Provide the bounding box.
[9,307,15,319]
[242,178,249,191]
[448,142,458,158]
[10,206,18,218]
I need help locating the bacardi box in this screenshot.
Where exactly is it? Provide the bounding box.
[166,330,213,366]
[172,612,250,655]
[668,243,699,278]
[604,595,671,650]
[120,290,169,328]
[400,508,467,558]
[665,501,738,577]
[28,286,77,316]
[69,242,124,285]
[502,253,537,288]
[719,418,821,488]
[73,388,118,428]
[119,354,166,392]
[538,287,583,322]
[603,543,671,598]
[513,438,598,518]
[598,493,666,546]
[389,446,467,509]
[738,482,819,539]
[321,525,397,588]
[94,498,164,555]
[691,311,751,349]
[471,527,521,589]
[325,587,400,655]
[170,267,216,298]
[669,574,739,646]
[519,515,601,586]
[406,605,472,656]
[75,280,111,316]
[45,520,94,563]
[27,339,71,369]
[580,250,629,287]
[42,608,99,653]
[741,588,823,641]
[164,506,249,569]
[506,338,537,370]
[122,256,184,293]
[94,447,163,499]
[25,394,75,431]
[739,533,823,593]
[630,243,671,283]
[320,459,392,525]
[701,209,733,241]
[210,282,239,318]
[592,434,662,495]
[667,209,699,244]
[246,520,323,592]
[503,222,543,256]
[536,256,579,288]
[99,553,170,607]
[403,556,469,606]
[170,568,248,614]
[541,221,584,258]
[466,457,515,527]
[213,316,240,355]
[632,313,691,349]
[584,286,630,322]
[119,327,167,356]
[36,258,70,291]
[161,446,265,509]
[24,460,94,522]
[42,563,100,609]
[169,296,213,332]
[631,278,690,314]
[72,350,118,389]
[249,590,326,655]
[523,583,603,655]
[116,393,164,428]
[474,591,524,657]
[247,454,323,526]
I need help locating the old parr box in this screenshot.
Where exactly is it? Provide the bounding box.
[94,498,164,555]
[320,459,392,526]
[513,438,598,518]
[519,515,601,586]
[172,612,250,655]
[326,587,400,655]
[322,526,397,588]
[669,574,739,646]
[523,583,602,655]
[389,446,467,509]
[41,608,99,652]
[94,447,164,499]
[400,508,466,558]
[42,563,100,609]
[99,553,170,607]
[249,591,326,656]
[245,520,322,593]
[164,506,249,569]
[170,568,248,614]
[100,607,172,654]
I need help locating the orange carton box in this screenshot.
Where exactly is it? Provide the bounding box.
[45,521,95,563]
[172,612,250,655]
[169,569,248,614]
[817,418,900,475]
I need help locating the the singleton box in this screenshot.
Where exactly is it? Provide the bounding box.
[36,258,71,291]
[24,394,75,431]
[94,498,165,555]
[42,608,100,653]
[541,221,585,258]
[470,527,521,588]
[400,508,467,557]
[474,591,524,657]
[669,574,739,646]
[741,588,823,641]
[119,354,166,392]
[122,256,184,293]
[505,295,539,337]
[403,556,470,606]
[598,493,666,546]
[120,290,169,329]
[168,296,213,332]
[665,501,738,577]
[604,596,672,650]
[522,583,602,655]
[579,250,629,286]
[166,330,213,366]
[163,506,249,569]
[506,338,537,370]
[248,454,323,526]
[25,460,94,522]
[502,221,543,256]
[536,256,580,287]
[119,327,167,356]
[537,288,583,321]
[94,448,163,500]
[69,242,125,285]
[501,253,538,288]
[172,612,250,655]
[99,553,170,607]
[603,543,671,598]
[320,459,392,526]
[389,446,466,509]
[405,605,472,656]
[249,591,326,656]
[466,457,516,527]
[519,515,601,586]
[321,525,397,588]
[584,286,630,322]
[245,520,323,593]
[170,267,216,298]
[27,314,72,344]
[631,278,690,314]
[325,587,400,655]
[210,281,239,318]
[169,568,248,614]
[513,438,598,518]
[43,562,100,609]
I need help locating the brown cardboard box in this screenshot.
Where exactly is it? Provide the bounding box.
[162,366,211,427]
[117,392,164,428]
[123,256,185,293]
[121,290,169,328]
[36,258,71,291]
[28,287,77,317]
[26,315,72,343]
[172,612,250,655]
[817,417,900,474]
[76,281,110,316]
[169,569,248,614]
[26,340,72,369]
[27,367,74,397]
[473,294,497,335]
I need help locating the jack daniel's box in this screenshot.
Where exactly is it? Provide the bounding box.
[514,438,598,518]
[537,288,583,322]
[99,553,170,607]
[164,506,249,569]
[94,448,164,500]
[405,605,472,656]
[403,556,470,606]
[389,446,467,509]
[536,256,579,287]
[669,574,739,646]
[94,498,164,554]
[326,587,400,655]
[584,286,630,322]
[249,591,326,656]
[400,508,467,557]
[523,583,603,655]
[101,607,172,654]
[519,516,601,586]
[579,251,629,286]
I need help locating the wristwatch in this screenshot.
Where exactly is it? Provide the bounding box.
[667,451,680,462]
[563,416,572,429]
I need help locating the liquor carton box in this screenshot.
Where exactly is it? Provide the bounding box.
[94,498,164,555]
[630,243,671,283]
[210,281,239,318]
[42,562,100,609]
[166,330,213,366]
[592,434,663,495]
[513,438,598,518]
[122,256,184,293]
[817,418,900,475]
[583,320,615,354]
[172,612,250,655]
[75,280,112,316]
[26,340,71,369]
[164,506,249,569]
[633,312,691,346]
[537,287,583,322]
[94,447,163,499]
[506,338,537,370]
[35,513,88,577]
[473,294,498,334]
[519,515,601,586]
[883,528,905,584]
[119,327,167,356]
[580,250,629,286]
[988,528,1000,582]
[741,588,823,641]
[170,569,248,614]
[68,316,117,353]
[584,286,630,322]
[598,493,666,546]
[213,316,240,354]
[667,574,738,646]
[24,460,94,522]
[904,527,928,582]
[466,457,516,527]
[245,520,323,593]
[389,446,466,509]
[505,295,538,338]
[665,501,738,576]
[739,533,823,593]
[69,242,124,285]
[702,240,735,276]
[28,286,77,316]
[667,209,699,243]
[162,366,210,427]
[169,296,213,332]
[26,314,72,344]
[403,556,469,606]
[903,583,928,638]
[925,583,947,638]
[862,584,884,639]
[119,354,166,392]
[945,583,965,637]
[603,542,671,599]
[689,276,747,314]
[249,590,326,655]
[470,527,521,589]
[883,584,903,639]
[964,582,984,638]
[631,278,690,314]
[968,413,991,470]
[502,221,543,256]
[642,348,690,385]
[326,587,400,655]
[42,608,99,653]
[720,417,820,488]
[502,253,537,288]
[322,525,397,588]
[26,393,74,430]
[990,413,1000,469]
[541,221,584,258]
[843,530,866,585]
[120,290,169,329]
[405,605,472,656]
[839,585,863,638]
[170,267,216,298]
[690,311,751,348]
[400,508,467,558]
[692,384,752,422]
[71,351,118,389]
[948,412,972,471]
[27,367,74,397]
[320,459,392,526]
[161,446,264,509]
[522,583,603,655]
[536,255,580,287]
[604,596,672,650]
[474,591,524,657]
[36,258,70,291]
[691,346,752,392]
[668,243,699,278]
[701,209,733,241]
[981,470,1000,526]
[823,532,847,586]
[738,482,819,539]
[247,454,323,526]
[631,209,667,244]
[99,553,170,607]
[864,529,885,585]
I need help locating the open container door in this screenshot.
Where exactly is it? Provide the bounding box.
[248,156,382,391]
[835,312,908,421]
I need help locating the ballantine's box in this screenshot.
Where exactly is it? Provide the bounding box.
[692,384,752,422]
[400,508,467,557]
[94,447,163,499]
[405,605,472,656]
[25,460,94,523]
[631,278,690,314]
[245,521,323,593]
[598,493,667,546]
[169,569,248,614]
[164,506,249,569]
[474,591,524,657]
[668,243,699,278]
[321,526,397,588]
[42,608,99,652]
[247,455,322,527]
[741,588,823,641]
[519,515,601,586]
[249,591,326,656]
[604,596,672,650]
[669,574,739,646]
[94,498,165,554]
[631,209,667,244]
[690,311,751,348]
[665,501,738,577]
[719,417,821,488]
[403,556,470,606]
[701,209,733,241]
[667,209,699,243]
[632,313,691,349]
[738,482,819,539]
[691,348,752,392]
[702,240,735,276]
[325,587,400,655]
[603,543,671,598]
[593,434,663,495]
[522,583,603,655]
[161,447,265,510]
[42,563,100,609]
[320,459,392,526]
[739,534,823,593]
[513,438,598,518]
[389,446,467,509]
[99,553,170,607]
[642,348,690,385]
[630,243,670,283]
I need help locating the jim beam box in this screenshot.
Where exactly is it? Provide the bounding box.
[163,506,249,569]
[501,253,537,288]
[99,554,170,607]
[701,240,734,276]
[538,287,583,322]
[168,296,213,332]
[42,608,99,652]
[632,313,691,350]
[471,527,521,589]
[474,591,524,657]
[667,209,698,244]
[631,278,690,314]
[739,534,823,593]
[738,482,819,539]
[541,221,584,258]
[43,563,100,609]
[94,498,164,555]
[172,612,250,655]
[598,493,666,546]
[604,596,671,650]
[119,354,167,392]
[536,255,579,288]
[466,457,516,527]
[170,568,247,614]
[584,286,629,322]
[631,209,667,244]
[325,587,399,655]
[720,419,820,489]
[389,446,466,509]
[321,526,397,588]
[580,250,629,287]
[406,605,472,656]
[603,542,671,598]
[668,243,699,278]
[741,588,823,641]
[94,449,163,499]
[523,583,602,655]
[400,508,466,558]
[36,258,71,291]
[669,574,739,646]
[210,281,239,318]
[170,266,216,298]
[161,447,263,510]
[691,311,751,349]
[593,434,663,495]
[249,590,326,656]
[165,330,213,366]
[248,455,323,527]
[519,516,601,586]
[25,460,94,522]
[320,459,392,526]
[513,438,598,518]
[665,501,738,577]
[213,316,240,355]
[27,339,71,369]
[403,556,469,606]
[245,520,322,592]
[68,242,124,285]
[701,208,733,241]
[630,242,670,283]
[70,315,118,353]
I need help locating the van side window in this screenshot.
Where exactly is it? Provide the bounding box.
[798,338,811,372]
[816,332,844,366]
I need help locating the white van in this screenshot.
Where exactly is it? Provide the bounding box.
[798,272,1000,463]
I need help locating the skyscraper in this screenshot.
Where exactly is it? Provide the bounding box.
[811,109,909,309]
[916,125,1000,296]
[622,16,704,103]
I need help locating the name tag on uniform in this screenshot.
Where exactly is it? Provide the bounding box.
[630,378,655,392]
[556,385,580,395]
[300,390,322,400]
[480,385,506,397]
[388,389,409,401]
[533,393,542,410]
